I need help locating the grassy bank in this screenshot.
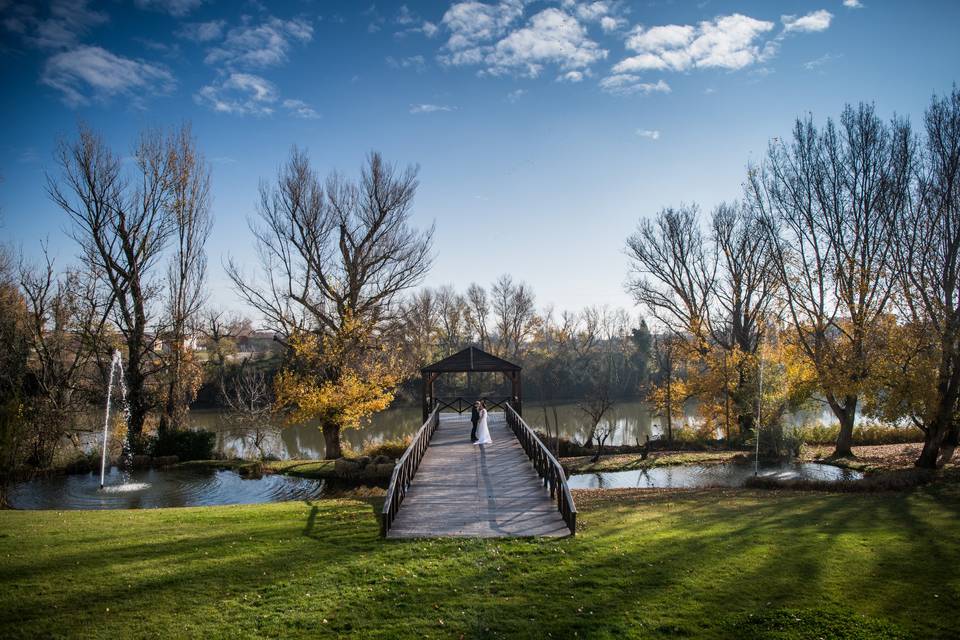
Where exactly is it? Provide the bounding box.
[562,450,743,474]
[2,485,960,638]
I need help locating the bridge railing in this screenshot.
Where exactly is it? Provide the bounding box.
[381,406,440,537]
[433,397,512,414]
[505,403,577,535]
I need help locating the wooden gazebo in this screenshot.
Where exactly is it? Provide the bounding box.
[420,346,522,421]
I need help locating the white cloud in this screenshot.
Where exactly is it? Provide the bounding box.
[561,0,625,31]
[599,16,622,33]
[611,14,776,76]
[843,0,863,8]
[612,53,669,73]
[409,103,454,114]
[626,24,695,52]
[598,75,670,96]
[176,20,225,43]
[195,72,277,115]
[6,0,108,50]
[636,128,660,140]
[395,5,417,25]
[803,52,840,70]
[42,44,175,106]
[421,21,438,38]
[557,70,585,82]
[444,7,607,78]
[205,17,313,69]
[386,54,426,72]
[782,10,833,33]
[439,0,526,66]
[506,88,526,102]
[282,98,320,119]
[134,0,205,17]
[486,8,606,77]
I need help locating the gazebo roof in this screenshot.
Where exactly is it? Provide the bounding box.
[421,346,521,373]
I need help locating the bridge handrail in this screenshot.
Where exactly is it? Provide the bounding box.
[505,403,577,535]
[381,405,440,537]
[433,396,512,414]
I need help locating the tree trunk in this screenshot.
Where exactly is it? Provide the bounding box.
[827,394,857,458]
[737,413,755,445]
[937,423,959,467]
[916,433,944,469]
[916,412,955,469]
[125,347,149,454]
[158,378,176,436]
[665,378,673,443]
[322,422,342,460]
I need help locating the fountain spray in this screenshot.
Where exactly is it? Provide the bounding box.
[100,350,126,489]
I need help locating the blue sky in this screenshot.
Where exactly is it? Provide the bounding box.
[2,0,959,318]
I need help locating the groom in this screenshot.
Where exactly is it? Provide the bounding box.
[470,401,480,442]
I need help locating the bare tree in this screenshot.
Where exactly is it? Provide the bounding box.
[435,285,470,355]
[399,287,439,368]
[626,201,778,440]
[892,87,960,468]
[651,333,684,443]
[750,103,911,457]
[48,125,185,450]
[227,149,434,458]
[18,250,109,465]
[220,361,276,460]
[709,201,777,354]
[491,274,538,359]
[0,239,29,506]
[159,125,213,434]
[578,363,616,456]
[465,283,490,350]
[626,204,715,345]
[709,201,779,435]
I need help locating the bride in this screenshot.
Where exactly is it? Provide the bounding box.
[473,400,492,445]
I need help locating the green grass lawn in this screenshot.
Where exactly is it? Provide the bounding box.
[2,484,959,639]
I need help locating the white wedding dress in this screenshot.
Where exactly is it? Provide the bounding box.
[474,408,492,445]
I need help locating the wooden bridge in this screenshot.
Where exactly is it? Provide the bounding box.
[381,406,576,538]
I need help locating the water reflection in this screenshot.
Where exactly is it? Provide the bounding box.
[566,462,864,490]
[9,467,324,510]
[69,400,842,461]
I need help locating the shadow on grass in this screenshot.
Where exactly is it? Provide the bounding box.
[1,486,958,638]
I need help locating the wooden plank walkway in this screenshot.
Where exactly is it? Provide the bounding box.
[386,412,570,538]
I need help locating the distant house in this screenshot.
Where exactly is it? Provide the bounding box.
[150,332,203,354]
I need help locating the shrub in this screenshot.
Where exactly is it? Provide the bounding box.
[360,436,412,459]
[797,422,924,446]
[149,429,216,461]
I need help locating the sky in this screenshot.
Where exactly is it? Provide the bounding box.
[1,0,959,321]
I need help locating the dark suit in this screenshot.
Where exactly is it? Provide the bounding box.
[470,405,480,441]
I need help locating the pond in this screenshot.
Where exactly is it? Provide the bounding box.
[66,399,842,461]
[8,467,325,510]
[189,399,837,459]
[187,400,700,459]
[566,462,864,490]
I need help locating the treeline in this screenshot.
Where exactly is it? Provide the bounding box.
[395,281,653,401]
[626,87,960,470]
[2,85,957,492]
[0,125,219,504]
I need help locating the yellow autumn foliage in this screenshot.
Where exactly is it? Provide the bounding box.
[274,314,403,431]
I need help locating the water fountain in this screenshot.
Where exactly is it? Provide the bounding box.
[99,350,129,489]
